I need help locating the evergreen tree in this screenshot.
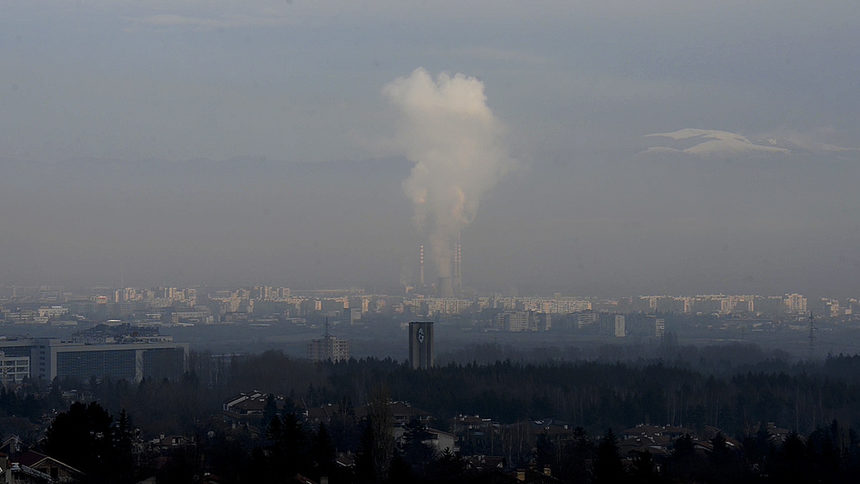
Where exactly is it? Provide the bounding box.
[356,388,394,483]
[629,450,660,484]
[708,432,737,484]
[312,423,337,479]
[356,418,380,483]
[113,409,136,484]
[666,434,697,482]
[594,428,624,484]
[400,417,435,475]
[533,432,557,473]
[261,393,278,428]
[425,449,468,483]
[771,431,810,483]
[43,402,118,483]
[558,427,593,483]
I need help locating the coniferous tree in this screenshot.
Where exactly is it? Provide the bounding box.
[43,402,117,483]
[312,422,337,479]
[666,433,697,483]
[356,418,380,483]
[594,428,624,484]
[426,449,468,483]
[629,450,660,484]
[113,409,136,484]
[400,417,435,475]
[261,393,278,428]
[533,432,557,474]
[558,426,593,483]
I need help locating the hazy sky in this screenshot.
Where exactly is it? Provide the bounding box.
[2,1,859,295]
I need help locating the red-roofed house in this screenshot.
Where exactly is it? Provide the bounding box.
[13,450,83,483]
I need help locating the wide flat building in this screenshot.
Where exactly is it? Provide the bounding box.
[48,340,187,382]
[0,335,188,383]
[409,321,434,370]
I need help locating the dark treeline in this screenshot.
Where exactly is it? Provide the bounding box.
[35,399,860,483]
[322,356,860,436]
[190,346,860,436]
[530,423,860,484]
[5,344,860,481]
[437,339,798,372]
[6,345,860,439]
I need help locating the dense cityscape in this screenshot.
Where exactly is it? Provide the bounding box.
[2,281,860,481]
[3,282,859,363]
[5,0,860,482]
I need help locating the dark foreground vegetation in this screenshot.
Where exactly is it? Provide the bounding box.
[4,343,860,482]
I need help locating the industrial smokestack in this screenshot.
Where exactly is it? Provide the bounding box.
[385,68,511,283]
[453,232,462,294]
[418,244,425,287]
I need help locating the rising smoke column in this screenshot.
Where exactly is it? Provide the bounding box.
[384,68,511,279]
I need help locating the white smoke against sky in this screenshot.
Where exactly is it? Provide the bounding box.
[384,68,512,278]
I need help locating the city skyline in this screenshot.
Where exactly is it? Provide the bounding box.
[0,281,849,318]
[3,279,858,361]
[0,279,856,302]
[3,2,860,482]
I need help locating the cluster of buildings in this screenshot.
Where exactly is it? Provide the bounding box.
[2,285,860,346]
[306,320,436,370]
[4,283,858,323]
[219,386,762,484]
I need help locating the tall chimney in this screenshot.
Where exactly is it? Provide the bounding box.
[453,232,462,294]
[419,244,425,287]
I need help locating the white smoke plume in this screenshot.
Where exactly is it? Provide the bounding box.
[384,68,511,278]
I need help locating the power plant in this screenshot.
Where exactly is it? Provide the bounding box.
[390,69,508,302]
[416,237,463,298]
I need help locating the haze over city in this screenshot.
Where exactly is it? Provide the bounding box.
[2,1,859,297]
[6,3,860,484]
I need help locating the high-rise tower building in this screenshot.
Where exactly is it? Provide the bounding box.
[308,319,350,362]
[307,336,350,362]
[408,321,434,370]
[614,314,626,338]
[785,293,808,314]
